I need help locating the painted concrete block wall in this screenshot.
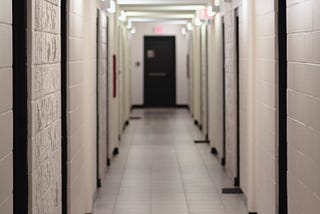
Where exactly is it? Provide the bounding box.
[220,0,240,181]
[0,0,13,213]
[82,0,99,211]
[97,9,108,184]
[200,23,208,135]
[107,11,120,158]
[67,0,98,212]
[130,23,189,106]
[255,0,278,213]
[67,1,87,213]
[27,0,62,213]
[192,26,201,123]
[287,0,320,213]
[238,2,249,199]
[208,14,225,162]
[213,0,257,211]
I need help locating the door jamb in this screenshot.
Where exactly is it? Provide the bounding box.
[13,0,28,212]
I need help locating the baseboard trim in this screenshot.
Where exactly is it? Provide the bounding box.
[222,187,243,194]
[131,104,189,109]
[211,147,218,155]
[113,147,119,156]
[194,140,210,144]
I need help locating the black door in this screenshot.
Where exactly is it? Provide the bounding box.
[144,36,176,107]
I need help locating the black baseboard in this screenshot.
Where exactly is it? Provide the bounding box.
[113,148,119,156]
[97,178,102,188]
[130,116,142,120]
[194,140,210,144]
[234,177,240,187]
[249,212,258,214]
[131,104,189,109]
[123,120,130,131]
[221,157,225,166]
[222,187,243,194]
[211,147,218,155]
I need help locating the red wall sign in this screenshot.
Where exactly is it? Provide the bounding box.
[113,55,117,98]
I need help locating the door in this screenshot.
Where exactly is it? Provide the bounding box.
[278,0,287,212]
[144,36,176,107]
[13,0,28,213]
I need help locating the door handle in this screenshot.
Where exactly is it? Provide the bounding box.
[148,73,167,77]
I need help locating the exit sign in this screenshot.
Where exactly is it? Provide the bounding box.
[154,26,163,34]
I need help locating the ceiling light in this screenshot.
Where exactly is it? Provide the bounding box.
[214,0,220,7]
[181,27,187,35]
[127,21,132,29]
[119,10,126,22]
[130,28,136,34]
[107,0,116,13]
[195,17,201,26]
[187,22,193,31]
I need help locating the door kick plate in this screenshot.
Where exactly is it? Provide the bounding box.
[148,73,166,77]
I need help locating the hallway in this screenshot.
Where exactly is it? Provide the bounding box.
[93,109,248,214]
[2,0,320,213]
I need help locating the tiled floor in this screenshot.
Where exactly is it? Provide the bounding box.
[93,109,249,214]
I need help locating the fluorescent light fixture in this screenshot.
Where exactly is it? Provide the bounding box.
[130,27,136,34]
[186,22,193,31]
[207,5,214,17]
[181,27,187,35]
[107,0,116,13]
[195,17,201,26]
[127,21,132,29]
[119,10,126,21]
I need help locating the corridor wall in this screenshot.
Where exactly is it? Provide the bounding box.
[192,25,201,124]
[208,0,276,213]
[66,0,98,212]
[97,9,108,187]
[27,0,62,213]
[255,0,278,213]
[200,23,208,136]
[0,0,13,213]
[287,0,320,212]
[108,6,120,158]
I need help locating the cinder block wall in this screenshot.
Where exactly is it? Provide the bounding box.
[97,9,108,185]
[0,0,13,213]
[220,0,240,183]
[208,13,224,162]
[27,0,62,213]
[67,0,87,213]
[287,0,320,212]
[67,0,98,213]
[209,0,277,212]
[255,0,278,213]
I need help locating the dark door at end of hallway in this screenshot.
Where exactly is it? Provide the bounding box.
[144,36,176,107]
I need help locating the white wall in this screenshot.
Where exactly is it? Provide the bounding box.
[0,0,13,213]
[208,0,262,212]
[130,23,189,106]
[27,0,62,213]
[67,0,98,213]
[287,0,320,212]
[255,1,278,213]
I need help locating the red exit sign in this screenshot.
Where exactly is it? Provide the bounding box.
[153,26,163,34]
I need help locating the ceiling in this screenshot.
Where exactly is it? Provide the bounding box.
[118,0,211,24]
[117,0,210,5]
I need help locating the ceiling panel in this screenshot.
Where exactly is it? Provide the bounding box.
[118,0,209,5]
